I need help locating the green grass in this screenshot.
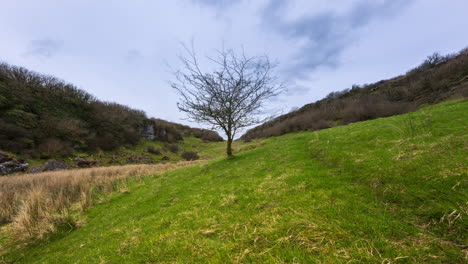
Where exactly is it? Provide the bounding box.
[2,100,467,263]
[24,136,239,169]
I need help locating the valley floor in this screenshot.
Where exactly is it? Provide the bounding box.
[1,100,467,263]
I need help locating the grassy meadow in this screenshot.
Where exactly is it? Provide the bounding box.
[0,100,466,263]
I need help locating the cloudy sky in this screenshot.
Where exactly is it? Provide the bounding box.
[1,0,467,135]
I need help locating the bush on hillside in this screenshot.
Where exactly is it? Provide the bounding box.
[181,151,199,161]
[167,144,183,153]
[241,47,468,141]
[147,146,162,155]
[0,63,147,156]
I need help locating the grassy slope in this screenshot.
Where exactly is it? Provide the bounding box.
[4,101,467,263]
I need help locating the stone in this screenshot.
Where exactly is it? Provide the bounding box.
[0,152,29,175]
[44,159,68,171]
[75,157,97,168]
[140,123,156,141]
[29,167,44,174]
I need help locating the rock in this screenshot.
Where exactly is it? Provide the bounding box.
[140,123,156,141]
[0,152,29,175]
[140,121,182,142]
[161,156,170,161]
[75,157,97,168]
[44,159,68,171]
[0,160,29,175]
[29,167,44,174]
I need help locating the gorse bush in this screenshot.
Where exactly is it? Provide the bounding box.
[241,48,468,140]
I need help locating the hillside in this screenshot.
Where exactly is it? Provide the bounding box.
[0,63,222,174]
[2,100,466,263]
[241,48,468,141]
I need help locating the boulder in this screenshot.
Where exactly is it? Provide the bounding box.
[29,167,44,174]
[0,152,29,175]
[75,157,97,168]
[44,159,68,171]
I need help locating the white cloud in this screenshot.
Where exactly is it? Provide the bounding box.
[0,0,467,137]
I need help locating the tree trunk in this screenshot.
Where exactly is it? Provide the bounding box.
[226,137,233,156]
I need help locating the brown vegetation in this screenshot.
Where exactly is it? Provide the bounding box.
[0,162,201,244]
[149,118,223,143]
[146,146,162,155]
[166,144,183,153]
[241,48,468,140]
[181,151,199,161]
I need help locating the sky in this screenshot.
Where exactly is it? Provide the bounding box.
[1,0,467,136]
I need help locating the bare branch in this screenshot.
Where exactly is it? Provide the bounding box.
[170,44,284,156]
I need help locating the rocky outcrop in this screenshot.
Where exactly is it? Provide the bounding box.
[28,167,44,174]
[140,120,183,142]
[44,159,68,171]
[0,152,29,175]
[140,123,156,141]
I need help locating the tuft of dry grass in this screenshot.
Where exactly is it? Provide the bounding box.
[0,162,201,244]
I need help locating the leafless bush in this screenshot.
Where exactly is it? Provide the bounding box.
[37,138,72,158]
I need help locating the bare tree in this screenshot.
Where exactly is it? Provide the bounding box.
[170,45,284,156]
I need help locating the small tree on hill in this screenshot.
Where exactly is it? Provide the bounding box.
[170,45,283,156]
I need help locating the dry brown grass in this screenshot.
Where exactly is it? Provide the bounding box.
[0,161,201,244]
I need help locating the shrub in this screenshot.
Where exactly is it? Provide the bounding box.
[191,129,223,142]
[0,62,223,156]
[147,146,162,155]
[37,138,72,158]
[167,144,183,153]
[0,62,147,155]
[241,48,468,141]
[2,109,38,129]
[150,119,183,142]
[310,119,331,131]
[181,151,199,161]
